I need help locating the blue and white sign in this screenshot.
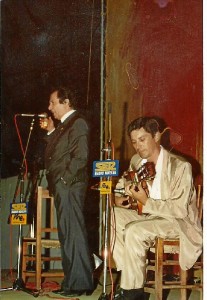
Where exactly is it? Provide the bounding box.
[92,160,119,177]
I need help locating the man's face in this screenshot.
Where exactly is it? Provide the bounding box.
[48,91,69,120]
[130,127,158,160]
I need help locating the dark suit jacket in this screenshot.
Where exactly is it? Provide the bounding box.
[44,111,89,191]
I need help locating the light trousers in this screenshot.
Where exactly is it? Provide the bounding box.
[111,207,179,290]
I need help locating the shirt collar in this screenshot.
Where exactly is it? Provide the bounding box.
[61,110,76,123]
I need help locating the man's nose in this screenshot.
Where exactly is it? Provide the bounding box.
[135,143,140,151]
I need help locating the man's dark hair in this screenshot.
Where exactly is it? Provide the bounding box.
[51,86,78,108]
[127,117,161,137]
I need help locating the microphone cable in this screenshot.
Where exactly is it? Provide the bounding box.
[14,114,28,177]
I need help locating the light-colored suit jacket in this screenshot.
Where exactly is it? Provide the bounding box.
[116,148,202,270]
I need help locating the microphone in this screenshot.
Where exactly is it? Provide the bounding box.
[113,187,126,195]
[17,113,48,118]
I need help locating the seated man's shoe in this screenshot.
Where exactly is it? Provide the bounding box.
[124,288,144,300]
[113,287,144,300]
[113,287,127,299]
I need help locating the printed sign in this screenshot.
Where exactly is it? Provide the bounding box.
[100,180,112,194]
[92,160,119,177]
[10,203,28,225]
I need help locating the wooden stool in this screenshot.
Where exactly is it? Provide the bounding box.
[22,187,64,291]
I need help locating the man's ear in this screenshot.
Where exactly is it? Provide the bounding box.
[154,132,161,142]
[64,98,70,106]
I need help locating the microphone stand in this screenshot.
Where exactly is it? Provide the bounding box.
[98,141,112,300]
[0,117,38,297]
[99,101,114,300]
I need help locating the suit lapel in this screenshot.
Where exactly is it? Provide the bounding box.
[45,112,79,157]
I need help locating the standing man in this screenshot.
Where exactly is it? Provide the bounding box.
[41,86,94,297]
[112,116,202,300]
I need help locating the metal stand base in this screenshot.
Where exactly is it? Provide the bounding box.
[13,277,25,290]
[0,287,13,292]
[13,277,40,297]
[0,278,39,297]
[98,292,110,300]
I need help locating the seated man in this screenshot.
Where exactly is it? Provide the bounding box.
[111,116,202,300]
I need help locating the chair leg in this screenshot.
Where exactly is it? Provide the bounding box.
[36,242,41,290]
[200,288,203,300]
[155,238,163,300]
[180,268,187,300]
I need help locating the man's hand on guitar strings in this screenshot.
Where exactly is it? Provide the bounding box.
[126,183,148,205]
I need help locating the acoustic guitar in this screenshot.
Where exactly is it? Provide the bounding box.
[114,162,156,214]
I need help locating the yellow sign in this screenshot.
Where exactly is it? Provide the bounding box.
[11,214,27,225]
[100,181,112,194]
[10,203,28,225]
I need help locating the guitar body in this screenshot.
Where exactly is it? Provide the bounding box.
[116,162,156,215]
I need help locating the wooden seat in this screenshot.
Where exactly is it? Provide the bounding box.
[22,186,64,291]
[144,185,203,300]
